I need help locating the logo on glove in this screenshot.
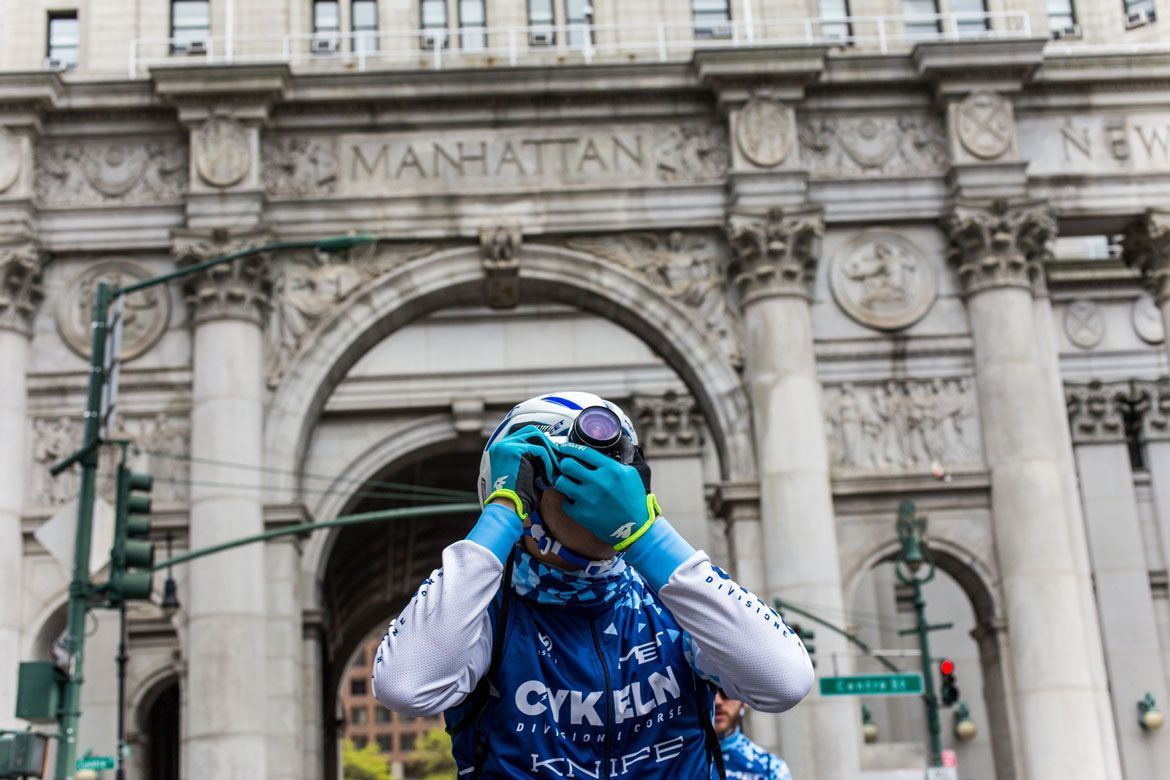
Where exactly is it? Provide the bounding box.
[611,522,637,540]
[494,475,508,491]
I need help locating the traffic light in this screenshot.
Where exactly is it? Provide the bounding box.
[108,464,155,603]
[939,658,959,707]
[791,623,817,668]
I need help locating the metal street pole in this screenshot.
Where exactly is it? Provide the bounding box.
[909,578,942,767]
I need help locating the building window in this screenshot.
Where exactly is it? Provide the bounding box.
[312,1,341,53]
[352,735,368,750]
[819,0,852,42]
[902,0,941,39]
[171,1,210,51]
[46,12,79,69]
[528,0,555,45]
[1124,0,1156,25]
[400,733,417,752]
[376,735,393,753]
[350,706,368,725]
[353,0,378,52]
[350,678,367,696]
[375,706,392,723]
[421,0,449,48]
[1047,0,1078,35]
[460,0,487,51]
[565,0,593,47]
[951,0,989,33]
[693,0,732,39]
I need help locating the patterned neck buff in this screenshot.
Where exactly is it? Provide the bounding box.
[511,546,632,607]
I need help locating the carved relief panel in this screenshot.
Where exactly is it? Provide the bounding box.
[949,89,1018,164]
[35,140,188,205]
[193,114,252,188]
[0,127,24,195]
[828,231,937,331]
[56,259,172,360]
[798,115,949,177]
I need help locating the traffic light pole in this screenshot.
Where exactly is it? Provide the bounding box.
[906,578,943,768]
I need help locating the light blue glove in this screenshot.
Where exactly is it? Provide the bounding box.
[468,427,558,564]
[552,442,660,551]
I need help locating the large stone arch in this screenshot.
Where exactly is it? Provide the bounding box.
[263,242,754,506]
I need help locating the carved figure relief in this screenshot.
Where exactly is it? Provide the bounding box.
[30,416,84,507]
[57,259,171,360]
[1064,299,1105,350]
[262,135,338,196]
[266,242,433,386]
[194,115,251,188]
[0,128,21,193]
[736,98,791,168]
[564,232,743,369]
[829,232,936,331]
[824,378,982,472]
[35,141,187,204]
[1132,293,1165,344]
[957,90,1013,160]
[798,116,948,177]
[632,392,702,456]
[653,125,730,181]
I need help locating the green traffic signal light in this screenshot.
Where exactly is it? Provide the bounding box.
[109,464,155,603]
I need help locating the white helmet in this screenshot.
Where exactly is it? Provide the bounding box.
[477,391,639,505]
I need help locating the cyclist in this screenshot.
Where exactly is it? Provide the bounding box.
[373,392,813,778]
[715,688,794,780]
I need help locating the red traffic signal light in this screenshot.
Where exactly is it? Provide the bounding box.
[940,659,955,676]
[939,658,959,706]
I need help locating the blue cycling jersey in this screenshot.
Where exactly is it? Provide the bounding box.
[720,728,792,780]
[446,548,719,779]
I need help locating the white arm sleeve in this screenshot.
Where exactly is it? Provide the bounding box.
[371,539,500,717]
[658,551,815,713]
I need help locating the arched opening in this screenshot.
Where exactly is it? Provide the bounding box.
[847,547,1014,780]
[140,679,180,780]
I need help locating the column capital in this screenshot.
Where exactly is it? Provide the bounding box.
[0,235,47,337]
[1122,209,1170,306]
[943,198,1055,297]
[1065,381,1132,445]
[1136,378,1170,443]
[632,392,703,457]
[172,227,273,326]
[724,206,823,305]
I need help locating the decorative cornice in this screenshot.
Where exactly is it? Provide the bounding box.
[1135,378,1170,443]
[1065,381,1132,445]
[724,206,823,305]
[480,225,521,310]
[1122,209,1170,306]
[632,392,702,457]
[172,227,273,325]
[943,198,1055,296]
[705,481,761,526]
[0,236,47,336]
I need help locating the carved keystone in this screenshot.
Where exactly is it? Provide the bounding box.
[724,206,823,305]
[943,199,1055,296]
[480,226,522,310]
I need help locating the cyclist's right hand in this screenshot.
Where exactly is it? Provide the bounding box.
[483,426,558,520]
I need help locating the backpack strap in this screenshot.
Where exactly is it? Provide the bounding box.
[446,546,516,748]
[693,674,727,780]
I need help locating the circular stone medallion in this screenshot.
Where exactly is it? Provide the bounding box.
[57,259,171,361]
[194,115,251,188]
[1133,293,1165,345]
[736,98,791,168]
[81,143,150,196]
[1064,299,1105,350]
[830,231,937,331]
[957,89,1013,160]
[0,128,21,194]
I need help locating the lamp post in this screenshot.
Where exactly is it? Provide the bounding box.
[894,499,952,769]
[46,232,376,780]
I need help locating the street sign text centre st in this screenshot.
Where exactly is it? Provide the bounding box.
[819,673,924,697]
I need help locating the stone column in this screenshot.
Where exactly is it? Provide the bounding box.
[0,237,45,728]
[944,199,1115,780]
[175,228,272,780]
[1066,381,1170,779]
[1141,380,1170,609]
[632,392,708,550]
[724,207,861,780]
[1123,209,1170,367]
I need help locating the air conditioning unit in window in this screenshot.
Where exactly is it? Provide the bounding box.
[43,57,69,71]
[420,32,446,50]
[1126,9,1154,28]
[823,29,851,44]
[707,24,733,39]
[311,36,340,54]
[529,29,555,46]
[184,39,208,55]
[1052,23,1082,39]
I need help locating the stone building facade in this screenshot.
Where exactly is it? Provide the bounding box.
[3,3,1170,780]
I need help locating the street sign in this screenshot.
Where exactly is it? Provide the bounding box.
[819,673,924,697]
[76,756,116,771]
[98,295,125,439]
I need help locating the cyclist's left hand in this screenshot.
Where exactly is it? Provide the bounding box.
[552,443,659,551]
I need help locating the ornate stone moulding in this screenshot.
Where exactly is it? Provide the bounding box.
[829,231,937,331]
[0,237,47,336]
[35,139,188,205]
[56,258,170,360]
[798,115,949,178]
[724,207,824,304]
[944,199,1055,296]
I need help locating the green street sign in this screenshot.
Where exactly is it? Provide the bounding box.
[819,673,924,697]
[76,756,116,771]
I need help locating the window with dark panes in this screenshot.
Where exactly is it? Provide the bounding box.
[819,0,852,42]
[565,0,593,47]
[171,1,210,50]
[350,678,367,696]
[692,0,732,39]
[312,0,341,52]
[47,12,79,68]
[951,0,989,33]
[400,732,417,752]
[902,0,941,39]
[460,0,487,51]
[375,706,392,723]
[528,0,555,45]
[352,735,368,750]
[353,0,378,52]
[1046,0,1077,33]
[350,706,368,725]
[421,0,449,48]
[1124,0,1156,23]
[376,735,393,753]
